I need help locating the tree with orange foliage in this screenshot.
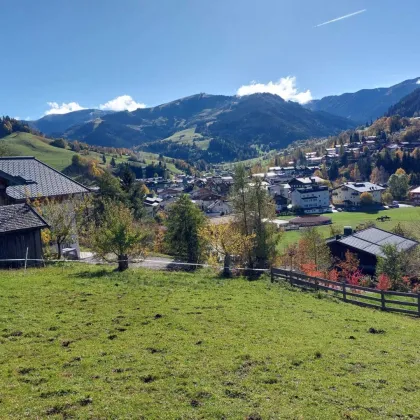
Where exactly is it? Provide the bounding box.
[338,250,360,282]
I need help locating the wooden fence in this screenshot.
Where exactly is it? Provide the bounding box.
[271,268,420,317]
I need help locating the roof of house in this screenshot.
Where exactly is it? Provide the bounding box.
[329,227,418,257]
[291,176,325,185]
[289,215,332,225]
[410,186,420,194]
[0,203,49,234]
[0,157,89,200]
[334,182,385,193]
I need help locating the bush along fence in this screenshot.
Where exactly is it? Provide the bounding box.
[271,267,420,317]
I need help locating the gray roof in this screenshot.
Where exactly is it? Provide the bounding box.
[335,227,418,257]
[0,203,48,234]
[0,157,89,200]
[334,182,385,193]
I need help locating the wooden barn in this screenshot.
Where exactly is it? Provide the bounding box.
[326,227,419,274]
[0,203,49,268]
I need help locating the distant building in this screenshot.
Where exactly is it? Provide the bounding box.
[327,227,418,274]
[290,185,330,214]
[289,177,330,213]
[332,182,384,207]
[206,200,232,215]
[409,186,420,205]
[273,194,289,213]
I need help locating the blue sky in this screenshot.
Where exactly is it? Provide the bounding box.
[1,0,420,119]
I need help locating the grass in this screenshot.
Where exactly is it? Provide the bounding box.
[162,127,210,151]
[1,132,182,174]
[278,207,420,251]
[2,132,78,171]
[1,265,419,418]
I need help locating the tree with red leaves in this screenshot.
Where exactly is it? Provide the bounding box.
[376,273,392,291]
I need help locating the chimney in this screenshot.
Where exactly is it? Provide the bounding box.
[343,226,353,236]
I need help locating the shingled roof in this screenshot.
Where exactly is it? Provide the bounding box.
[0,157,89,200]
[0,203,48,234]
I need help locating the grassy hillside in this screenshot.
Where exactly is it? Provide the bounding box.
[278,207,420,250]
[0,265,419,418]
[1,132,77,171]
[1,132,182,174]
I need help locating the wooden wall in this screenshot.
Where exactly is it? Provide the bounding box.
[0,229,44,268]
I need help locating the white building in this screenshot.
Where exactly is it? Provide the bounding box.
[332,182,384,207]
[206,200,232,215]
[290,185,330,213]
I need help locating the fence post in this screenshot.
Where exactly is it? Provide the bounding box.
[342,282,347,302]
[270,268,274,283]
[418,293,420,317]
[381,290,386,311]
[24,247,29,272]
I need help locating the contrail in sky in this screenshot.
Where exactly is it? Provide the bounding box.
[315,9,367,27]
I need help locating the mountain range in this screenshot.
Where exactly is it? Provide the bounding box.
[386,87,420,118]
[305,78,420,122]
[29,93,354,162]
[25,77,420,163]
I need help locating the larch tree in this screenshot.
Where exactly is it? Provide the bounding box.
[90,200,152,271]
[199,222,254,277]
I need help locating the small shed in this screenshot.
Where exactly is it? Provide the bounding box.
[0,203,49,268]
[289,215,332,227]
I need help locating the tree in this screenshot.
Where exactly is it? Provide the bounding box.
[376,273,392,291]
[165,194,207,265]
[328,161,339,181]
[299,228,331,272]
[350,163,361,181]
[110,157,116,167]
[90,200,151,271]
[338,250,360,281]
[50,139,67,149]
[40,198,81,259]
[119,164,136,192]
[249,177,280,269]
[376,244,406,290]
[360,192,374,205]
[388,172,409,200]
[382,191,393,205]
[199,223,254,277]
[231,166,280,269]
[102,154,106,164]
[395,168,406,175]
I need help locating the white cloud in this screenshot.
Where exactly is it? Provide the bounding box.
[315,9,366,28]
[99,95,146,112]
[236,76,313,104]
[44,101,86,116]
[417,79,420,85]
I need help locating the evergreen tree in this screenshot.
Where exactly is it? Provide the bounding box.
[165,195,207,265]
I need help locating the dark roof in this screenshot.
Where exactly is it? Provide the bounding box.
[330,227,418,257]
[0,203,48,234]
[0,157,89,200]
[289,215,332,225]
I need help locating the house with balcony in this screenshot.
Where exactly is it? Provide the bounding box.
[332,182,384,207]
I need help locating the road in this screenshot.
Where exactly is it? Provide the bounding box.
[79,252,174,270]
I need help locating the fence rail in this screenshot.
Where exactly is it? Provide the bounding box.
[271,268,420,317]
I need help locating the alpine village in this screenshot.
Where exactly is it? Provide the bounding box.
[2,77,420,417]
